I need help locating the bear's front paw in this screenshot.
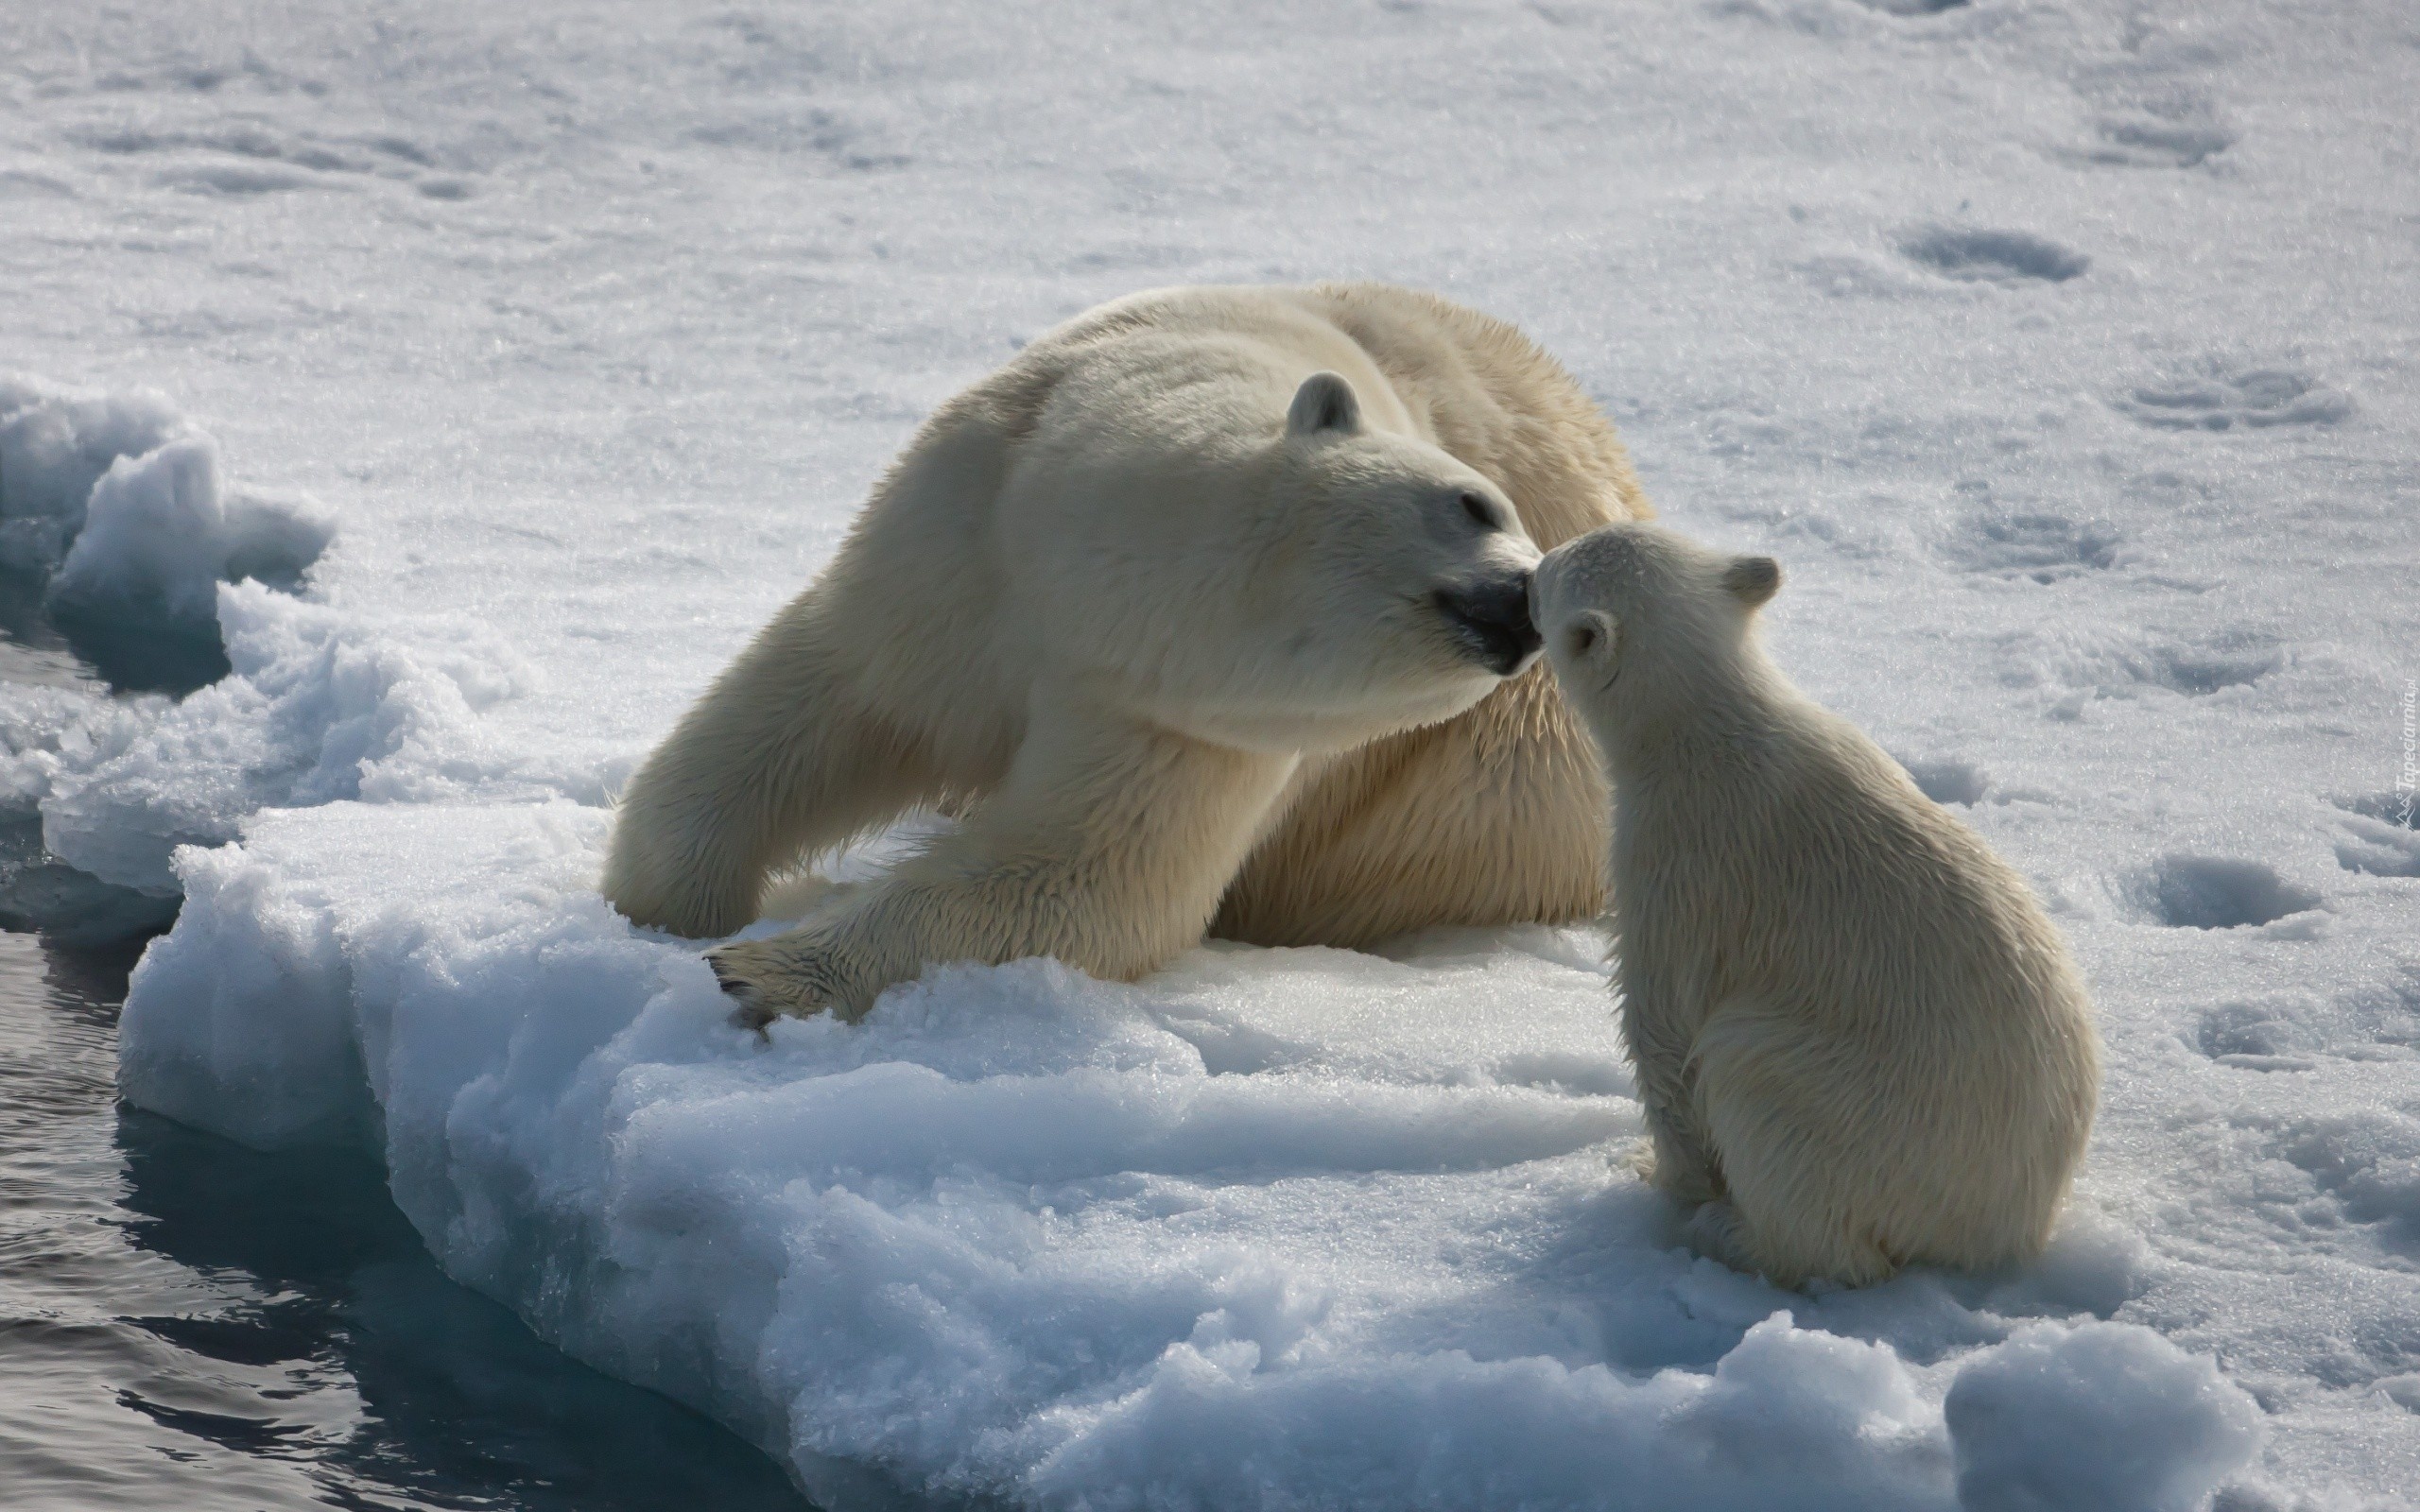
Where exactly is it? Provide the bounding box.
[704,936,861,1027]
[1642,1125,1725,1207]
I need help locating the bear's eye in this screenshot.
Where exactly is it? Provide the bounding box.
[1459,491,1498,530]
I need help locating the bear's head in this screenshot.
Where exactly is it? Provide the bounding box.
[1530,522,1782,747]
[1143,369,1544,752]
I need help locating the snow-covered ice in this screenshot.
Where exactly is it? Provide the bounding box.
[2,0,2414,1505]
[110,800,2272,1510]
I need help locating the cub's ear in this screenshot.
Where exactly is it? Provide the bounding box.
[1287,370,1362,437]
[1721,555,1781,608]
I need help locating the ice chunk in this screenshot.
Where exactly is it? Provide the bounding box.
[0,372,184,573]
[54,434,335,627]
[0,373,331,627]
[1945,1322,2264,1512]
[115,837,364,1147]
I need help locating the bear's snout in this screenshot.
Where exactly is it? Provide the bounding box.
[1435,572,1540,676]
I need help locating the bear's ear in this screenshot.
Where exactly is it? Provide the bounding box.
[1287,371,1362,437]
[1721,555,1781,608]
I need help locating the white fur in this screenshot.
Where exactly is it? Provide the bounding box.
[604,284,1647,1020]
[1533,523,2100,1287]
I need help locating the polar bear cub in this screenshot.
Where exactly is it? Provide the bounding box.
[1532,523,2100,1287]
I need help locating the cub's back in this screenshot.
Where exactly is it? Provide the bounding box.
[1622,702,2086,1057]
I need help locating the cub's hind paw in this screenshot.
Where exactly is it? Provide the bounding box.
[1614,1137,1657,1182]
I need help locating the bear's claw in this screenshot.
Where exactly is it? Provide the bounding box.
[703,936,854,1026]
[705,951,778,1031]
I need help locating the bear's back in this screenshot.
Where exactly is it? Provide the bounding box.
[1015,283,1646,552]
[1301,284,1647,548]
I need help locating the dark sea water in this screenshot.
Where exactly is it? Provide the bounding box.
[0,612,814,1510]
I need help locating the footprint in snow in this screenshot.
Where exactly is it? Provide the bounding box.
[74,121,473,200]
[2017,627,2281,704]
[2268,1111,2420,1259]
[1942,507,2124,582]
[2115,365,2353,432]
[2195,998,2325,1073]
[1900,227,2089,284]
[2333,795,2420,879]
[2129,854,2322,932]
[1895,756,1987,807]
[1493,1052,1633,1099]
[2083,111,2237,169]
[2197,971,2420,1074]
[2124,641,2279,696]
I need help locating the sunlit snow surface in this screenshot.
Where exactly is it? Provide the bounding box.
[3,0,2416,1505]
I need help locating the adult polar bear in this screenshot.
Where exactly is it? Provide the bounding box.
[605,284,1650,1019]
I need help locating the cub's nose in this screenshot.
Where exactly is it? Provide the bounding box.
[1435,571,1541,676]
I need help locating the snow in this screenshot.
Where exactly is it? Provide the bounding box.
[1,0,2413,1506]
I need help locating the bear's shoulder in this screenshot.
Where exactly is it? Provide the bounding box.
[1303,284,1645,539]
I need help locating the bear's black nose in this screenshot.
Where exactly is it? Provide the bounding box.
[1435,572,1541,676]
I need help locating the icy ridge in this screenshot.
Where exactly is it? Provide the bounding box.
[34,581,541,895]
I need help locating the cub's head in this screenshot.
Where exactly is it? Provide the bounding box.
[1174,369,1543,749]
[1530,523,1781,736]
